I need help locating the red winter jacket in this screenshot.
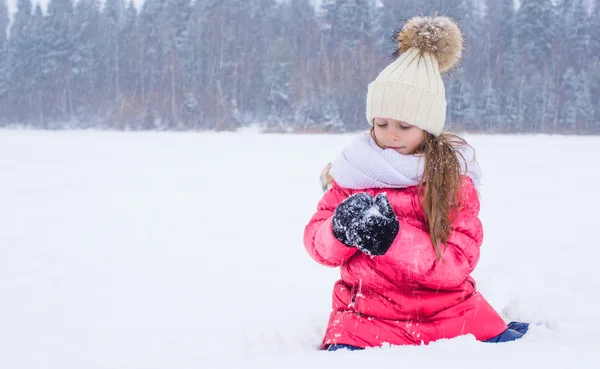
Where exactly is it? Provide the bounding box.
[304,177,507,348]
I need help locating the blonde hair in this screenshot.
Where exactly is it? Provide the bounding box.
[417,132,471,258]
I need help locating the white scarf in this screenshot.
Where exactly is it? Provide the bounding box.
[329,132,481,189]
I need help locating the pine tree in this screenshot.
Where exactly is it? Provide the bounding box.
[163,0,192,127]
[320,0,379,129]
[484,0,518,129]
[479,79,501,131]
[447,72,476,129]
[178,0,206,128]
[502,35,521,131]
[591,0,600,129]
[101,0,125,105]
[118,1,141,128]
[378,0,415,52]
[0,0,9,119]
[239,0,278,122]
[592,1,600,62]
[560,68,578,129]
[562,68,592,131]
[521,73,547,132]
[278,0,323,129]
[71,0,101,125]
[43,0,75,122]
[186,0,227,129]
[575,70,593,131]
[484,0,516,80]
[446,0,483,75]
[321,0,375,50]
[6,0,34,122]
[517,0,555,62]
[0,0,7,50]
[294,88,343,132]
[28,5,47,126]
[190,0,277,130]
[554,0,592,132]
[277,0,319,89]
[264,36,295,130]
[138,0,166,128]
[560,0,590,70]
[138,0,163,92]
[516,0,557,131]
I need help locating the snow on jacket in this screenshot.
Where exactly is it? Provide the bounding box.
[303,177,507,348]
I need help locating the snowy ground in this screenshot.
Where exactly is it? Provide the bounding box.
[1,130,599,369]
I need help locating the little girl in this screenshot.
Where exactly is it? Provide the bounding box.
[303,16,528,351]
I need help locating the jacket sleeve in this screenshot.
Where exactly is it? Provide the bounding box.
[378,178,483,289]
[303,182,359,267]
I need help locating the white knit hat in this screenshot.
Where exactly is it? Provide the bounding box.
[366,16,464,137]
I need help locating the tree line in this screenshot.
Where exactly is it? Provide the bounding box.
[0,0,598,134]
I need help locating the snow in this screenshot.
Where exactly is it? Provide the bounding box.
[1,130,599,369]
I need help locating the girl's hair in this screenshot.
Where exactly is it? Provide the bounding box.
[369,127,471,259]
[418,132,471,258]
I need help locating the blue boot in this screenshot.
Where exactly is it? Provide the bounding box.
[326,344,363,351]
[484,322,529,343]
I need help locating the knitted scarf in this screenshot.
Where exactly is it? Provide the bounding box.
[329,132,481,189]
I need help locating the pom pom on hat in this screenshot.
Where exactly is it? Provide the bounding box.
[393,16,464,73]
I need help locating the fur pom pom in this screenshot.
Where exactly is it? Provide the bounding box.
[393,16,464,73]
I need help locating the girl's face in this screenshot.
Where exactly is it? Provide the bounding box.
[372,117,426,155]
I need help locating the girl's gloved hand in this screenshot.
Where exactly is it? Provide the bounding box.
[332,192,399,256]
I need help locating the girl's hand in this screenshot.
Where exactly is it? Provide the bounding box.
[332,193,399,256]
